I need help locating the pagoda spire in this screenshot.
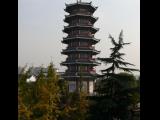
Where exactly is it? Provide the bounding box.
[77,0,82,3]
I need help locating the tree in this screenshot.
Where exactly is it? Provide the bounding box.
[45,63,61,120]
[58,64,89,120]
[18,63,61,120]
[59,91,89,120]
[18,67,35,120]
[89,30,140,120]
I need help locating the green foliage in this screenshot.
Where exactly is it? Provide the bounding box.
[18,63,61,120]
[18,31,140,120]
[18,63,89,120]
[59,91,89,120]
[98,30,139,74]
[90,31,140,120]
[89,73,140,120]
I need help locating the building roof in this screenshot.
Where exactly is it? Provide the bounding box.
[62,37,100,44]
[18,67,55,76]
[64,14,98,23]
[63,26,99,34]
[64,1,98,13]
[26,75,36,83]
[61,47,100,55]
[29,67,48,77]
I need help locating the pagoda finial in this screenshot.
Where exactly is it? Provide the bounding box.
[77,0,82,3]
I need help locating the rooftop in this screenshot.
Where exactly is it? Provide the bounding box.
[64,1,98,13]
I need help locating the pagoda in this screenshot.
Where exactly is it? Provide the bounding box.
[61,0,100,94]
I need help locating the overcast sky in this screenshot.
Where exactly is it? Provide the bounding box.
[18,0,140,74]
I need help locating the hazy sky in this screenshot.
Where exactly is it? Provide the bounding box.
[18,0,140,74]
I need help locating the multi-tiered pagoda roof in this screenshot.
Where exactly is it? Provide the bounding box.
[61,1,100,94]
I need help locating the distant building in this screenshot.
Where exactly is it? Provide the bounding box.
[18,66,63,81]
[26,75,36,83]
[29,67,48,77]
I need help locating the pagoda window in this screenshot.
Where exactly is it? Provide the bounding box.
[70,66,77,71]
[70,19,79,26]
[78,53,80,58]
[79,8,90,14]
[69,54,77,59]
[79,8,91,15]
[68,54,71,59]
[71,9,78,14]
[71,8,91,15]
[82,81,88,92]
[79,30,90,36]
[69,42,75,47]
[79,19,91,25]
[70,54,78,59]
[80,53,90,59]
[89,81,94,94]
[79,8,87,12]
[75,54,78,59]
[79,66,87,71]
[70,42,78,47]
[79,41,89,47]
[69,81,76,92]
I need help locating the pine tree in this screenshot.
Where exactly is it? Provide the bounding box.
[90,31,140,120]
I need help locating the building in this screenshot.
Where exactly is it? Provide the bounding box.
[18,66,63,81]
[61,0,100,94]
[26,75,36,83]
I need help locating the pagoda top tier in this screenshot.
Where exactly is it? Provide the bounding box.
[65,1,98,13]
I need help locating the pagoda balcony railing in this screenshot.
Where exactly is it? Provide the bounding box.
[65,70,96,74]
[66,34,94,38]
[66,57,96,60]
[62,47,100,55]
[70,11,92,15]
[64,15,98,20]
[63,71,97,76]
[62,46,100,54]
[62,36,101,42]
[63,26,99,33]
[61,59,100,66]
[64,58,97,63]
[69,23,92,26]
[64,25,94,29]
[65,46,95,50]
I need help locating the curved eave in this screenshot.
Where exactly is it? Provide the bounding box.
[61,61,100,66]
[65,2,98,13]
[62,75,97,78]
[64,14,98,23]
[63,26,99,34]
[62,37,100,44]
[61,49,100,55]
[62,75,94,78]
[62,72,99,79]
